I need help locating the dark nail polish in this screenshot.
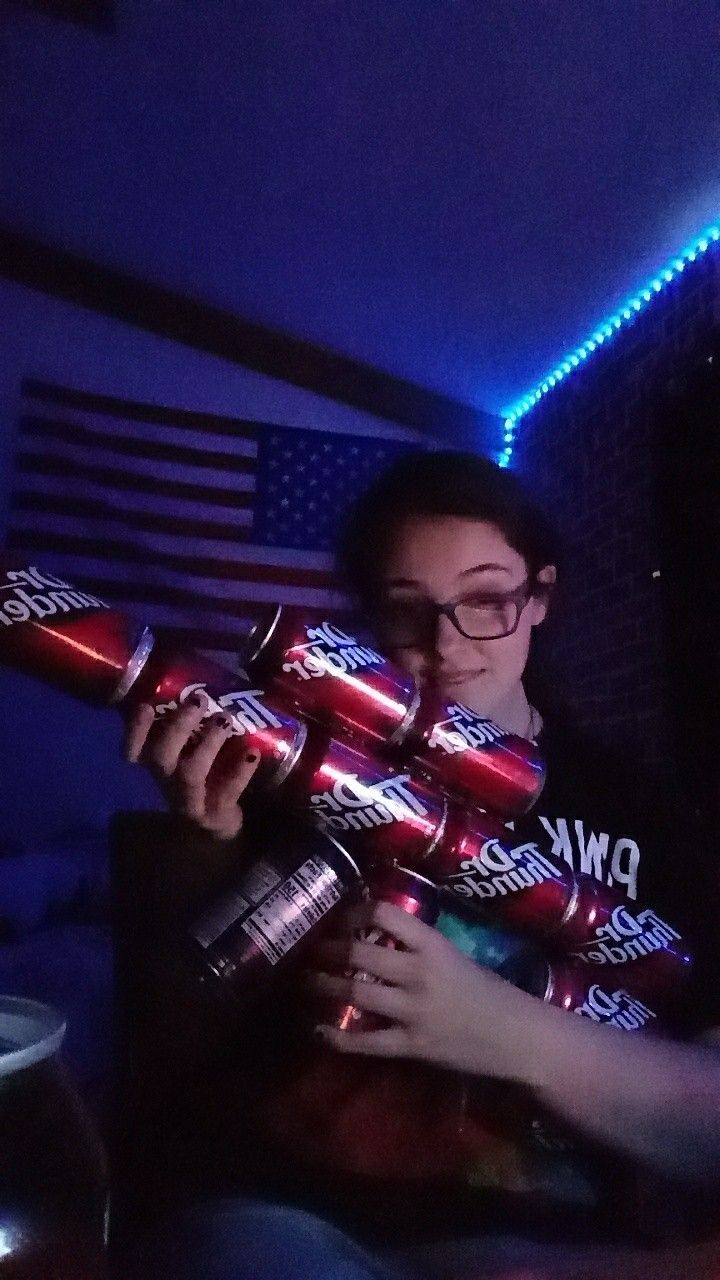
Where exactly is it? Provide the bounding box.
[245,750,259,763]
[214,713,232,730]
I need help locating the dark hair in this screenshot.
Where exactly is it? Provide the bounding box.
[337,449,567,717]
[338,449,561,612]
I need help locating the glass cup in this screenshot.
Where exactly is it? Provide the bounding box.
[0,996,108,1278]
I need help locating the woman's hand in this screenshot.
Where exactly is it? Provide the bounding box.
[309,904,720,1185]
[123,692,260,841]
[307,897,543,1080]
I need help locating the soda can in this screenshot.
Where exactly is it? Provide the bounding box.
[0,558,153,705]
[330,865,439,1034]
[129,645,307,793]
[430,811,692,1002]
[281,730,447,867]
[534,959,661,1034]
[408,694,545,817]
[429,802,575,934]
[557,874,693,999]
[244,605,421,749]
[188,825,363,1004]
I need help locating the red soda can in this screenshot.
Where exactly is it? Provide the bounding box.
[429,811,692,1002]
[0,558,153,705]
[557,875,693,999]
[536,959,661,1033]
[188,825,363,1004]
[128,645,307,792]
[330,865,439,1033]
[409,694,545,817]
[429,801,575,934]
[244,605,421,749]
[280,731,447,866]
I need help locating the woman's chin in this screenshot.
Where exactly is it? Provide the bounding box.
[439,674,497,714]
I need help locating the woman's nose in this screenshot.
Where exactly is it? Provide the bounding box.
[434,611,464,659]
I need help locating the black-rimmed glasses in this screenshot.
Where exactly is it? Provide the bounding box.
[375,578,538,646]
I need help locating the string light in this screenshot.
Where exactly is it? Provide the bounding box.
[497,223,720,467]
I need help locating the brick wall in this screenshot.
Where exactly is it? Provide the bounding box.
[513,249,720,773]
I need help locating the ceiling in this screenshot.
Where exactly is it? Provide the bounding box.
[1,0,719,420]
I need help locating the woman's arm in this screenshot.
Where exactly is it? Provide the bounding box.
[505,986,720,1183]
[309,899,720,1184]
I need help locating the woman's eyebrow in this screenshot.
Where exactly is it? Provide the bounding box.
[458,562,512,579]
[385,564,512,589]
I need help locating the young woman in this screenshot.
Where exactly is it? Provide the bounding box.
[121,451,720,1279]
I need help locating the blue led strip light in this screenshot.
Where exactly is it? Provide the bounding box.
[498,223,720,467]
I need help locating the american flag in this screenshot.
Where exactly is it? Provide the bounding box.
[5,380,419,666]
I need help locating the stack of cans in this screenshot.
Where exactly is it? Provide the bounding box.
[245,604,546,817]
[0,561,691,1027]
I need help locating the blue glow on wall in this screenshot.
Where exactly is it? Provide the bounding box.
[497,224,720,468]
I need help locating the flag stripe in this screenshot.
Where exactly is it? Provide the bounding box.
[100,600,257,642]
[124,604,256,634]
[17,451,254,508]
[10,491,257,543]
[7,528,334,588]
[21,414,259,474]
[14,474,255,526]
[2,548,342,611]
[19,433,257,493]
[73,574,343,612]
[22,379,264,440]
[152,626,256,656]
[21,400,260,459]
[8,508,331,568]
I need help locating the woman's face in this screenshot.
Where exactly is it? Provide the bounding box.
[377,516,555,718]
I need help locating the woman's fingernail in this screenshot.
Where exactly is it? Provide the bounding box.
[213,713,232,730]
[245,750,260,763]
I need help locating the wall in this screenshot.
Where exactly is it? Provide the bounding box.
[4,2,720,414]
[513,248,720,774]
[0,277,424,845]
